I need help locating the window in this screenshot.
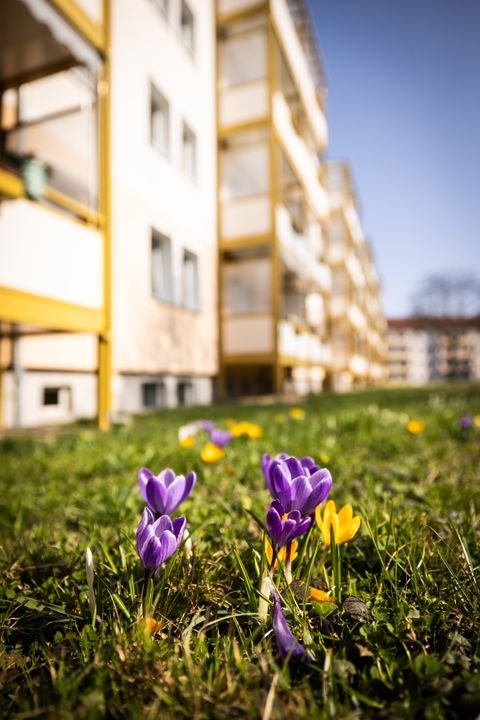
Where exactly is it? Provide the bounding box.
[152,231,173,301]
[152,0,169,19]
[150,84,170,156]
[177,380,194,406]
[180,1,194,55]
[141,382,166,408]
[182,249,199,310]
[182,122,196,180]
[43,387,60,406]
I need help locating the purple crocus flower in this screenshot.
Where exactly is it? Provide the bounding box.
[138,467,196,516]
[266,499,311,548]
[460,415,472,428]
[210,428,233,448]
[262,454,332,516]
[271,588,312,665]
[136,507,186,570]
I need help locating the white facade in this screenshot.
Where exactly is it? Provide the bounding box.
[1,0,217,428]
[110,0,217,413]
[388,320,480,385]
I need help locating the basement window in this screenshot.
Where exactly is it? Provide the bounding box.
[141,382,166,408]
[43,387,60,406]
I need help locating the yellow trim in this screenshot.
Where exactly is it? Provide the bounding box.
[215,1,226,401]
[220,233,272,251]
[222,352,275,365]
[2,58,78,90]
[96,0,111,430]
[0,286,104,333]
[222,310,272,320]
[48,0,105,52]
[0,167,23,199]
[217,1,268,26]
[279,355,327,369]
[45,187,104,228]
[268,17,282,394]
[0,168,103,228]
[219,118,269,138]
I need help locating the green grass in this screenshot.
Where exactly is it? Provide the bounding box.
[0,385,479,719]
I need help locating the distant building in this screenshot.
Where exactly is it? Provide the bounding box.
[387,317,480,384]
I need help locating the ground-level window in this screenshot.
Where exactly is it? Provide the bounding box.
[43,387,60,406]
[141,382,167,408]
[177,380,194,406]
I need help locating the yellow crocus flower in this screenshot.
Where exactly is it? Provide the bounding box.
[407,420,425,434]
[310,587,336,604]
[473,415,480,429]
[143,617,162,635]
[180,435,196,448]
[289,407,305,420]
[315,500,361,548]
[230,421,263,439]
[264,536,298,570]
[200,442,225,464]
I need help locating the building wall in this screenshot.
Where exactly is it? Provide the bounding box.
[387,324,480,384]
[110,0,217,381]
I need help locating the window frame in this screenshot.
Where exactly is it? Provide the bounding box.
[151,229,174,303]
[150,82,170,158]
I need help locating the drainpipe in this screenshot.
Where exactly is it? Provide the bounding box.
[12,325,23,428]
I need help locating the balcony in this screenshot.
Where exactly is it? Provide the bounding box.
[276,204,330,292]
[220,130,271,241]
[223,314,274,356]
[0,199,102,311]
[350,354,369,377]
[273,91,329,220]
[279,320,331,365]
[271,0,327,150]
[218,12,269,128]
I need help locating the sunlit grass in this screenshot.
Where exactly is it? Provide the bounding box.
[0,384,479,718]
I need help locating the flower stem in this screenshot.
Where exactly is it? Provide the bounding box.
[142,570,154,618]
[285,543,293,585]
[330,527,342,603]
[258,571,272,624]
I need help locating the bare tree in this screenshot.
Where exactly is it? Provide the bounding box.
[411,272,480,317]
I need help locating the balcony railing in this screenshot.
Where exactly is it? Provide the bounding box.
[276,204,330,291]
[279,320,331,365]
[273,92,328,219]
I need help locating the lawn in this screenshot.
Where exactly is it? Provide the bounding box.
[0,385,479,719]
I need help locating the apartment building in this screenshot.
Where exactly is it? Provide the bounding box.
[322,162,386,390]
[0,0,386,429]
[388,316,480,384]
[217,0,332,397]
[0,0,217,428]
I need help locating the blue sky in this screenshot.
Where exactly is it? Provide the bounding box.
[307,0,480,317]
